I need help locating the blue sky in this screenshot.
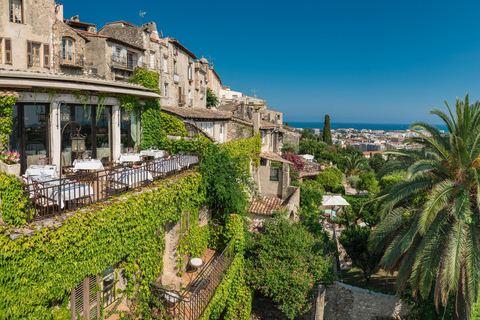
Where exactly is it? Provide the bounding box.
[62,0,480,124]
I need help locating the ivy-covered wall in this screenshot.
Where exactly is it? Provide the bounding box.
[221,134,261,169]
[0,173,205,319]
[199,215,252,320]
[0,94,18,149]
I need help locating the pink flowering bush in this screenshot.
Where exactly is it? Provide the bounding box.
[245,219,335,319]
[0,150,20,165]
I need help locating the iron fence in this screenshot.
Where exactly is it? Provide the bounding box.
[24,153,200,222]
[111,55,147,70]
[150,240,234,320]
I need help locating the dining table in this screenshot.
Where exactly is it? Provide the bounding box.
[140,149,166,159]
[111,167,153,187]
[72,159,104,171]
[119,153,142,163]
[25,165,58,178]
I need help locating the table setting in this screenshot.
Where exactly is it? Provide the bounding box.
[72,159,104,171]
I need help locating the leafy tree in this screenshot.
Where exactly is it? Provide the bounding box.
[370,94,480,316]
[199,144,254,223]
[316,166,343,191]
[300,179,325,210]
[339,226,382,284]
[322,114,333,146]
[245,218,335,319]
[301,128,314,140]
[368,153,386,173]
[285,122,289,127]
[347,175,360,189]
[357,172,379,194]
[281,141,299,154]
[206,87,219,108]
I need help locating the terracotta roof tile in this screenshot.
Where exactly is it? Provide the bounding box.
[0,90,18,97]
[249,196,285,216]
[161,105,232,120]
[259,152,293,165]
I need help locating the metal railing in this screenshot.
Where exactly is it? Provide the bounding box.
[24,154,200,222]
[111,55,147,70]
[151,239,234,320]
[103,280,118,309]
[58,52,85,68]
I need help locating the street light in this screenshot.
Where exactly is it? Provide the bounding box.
[60,121,85,178]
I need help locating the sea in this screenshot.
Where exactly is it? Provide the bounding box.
[287,122,448,132]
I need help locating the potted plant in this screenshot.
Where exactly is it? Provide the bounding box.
[0,151,20,177]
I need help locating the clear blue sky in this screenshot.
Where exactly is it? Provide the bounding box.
[61,0,480,124]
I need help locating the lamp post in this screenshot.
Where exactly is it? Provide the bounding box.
[59,121,85,179]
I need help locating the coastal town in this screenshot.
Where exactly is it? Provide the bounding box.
[0,1,479,320]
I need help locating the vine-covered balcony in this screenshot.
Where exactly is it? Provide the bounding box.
[23,153,200,222]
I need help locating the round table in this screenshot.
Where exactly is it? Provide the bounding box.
[189,258,203,271]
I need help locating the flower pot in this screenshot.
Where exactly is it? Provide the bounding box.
[0,162,20,177]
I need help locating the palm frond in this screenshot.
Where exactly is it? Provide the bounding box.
[418,180,456,235]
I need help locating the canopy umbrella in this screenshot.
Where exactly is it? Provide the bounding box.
[322,195,350,207]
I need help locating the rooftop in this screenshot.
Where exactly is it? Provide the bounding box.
[161,105,232,120]
[249,196,285,216]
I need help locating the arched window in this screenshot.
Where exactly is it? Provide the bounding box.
[62,38,75,62]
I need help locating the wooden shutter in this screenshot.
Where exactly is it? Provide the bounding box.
[43,44,49,69]
[5,39,12,64]
[88,274,100,320]
[71,280,84,319]
[26,41,31,67]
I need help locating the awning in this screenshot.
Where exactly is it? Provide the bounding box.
[0,77,160,99]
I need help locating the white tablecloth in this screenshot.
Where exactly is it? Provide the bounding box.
[140,150,166,159]
[73,159,104,171]
[179,156,199,168]
[113,168,153,187]
[25,165,58,178]
[152,159,181,174]
[30,179,94,209]
[119,154,142,163]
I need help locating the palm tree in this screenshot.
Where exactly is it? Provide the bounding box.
[369,94,480,318]
[343,152,369,176]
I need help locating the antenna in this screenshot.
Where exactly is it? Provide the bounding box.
[206,55,216,63]
[139,10,147,25]
[251,88,259,98]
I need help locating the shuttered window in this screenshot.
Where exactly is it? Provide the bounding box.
[71,275,100,320]
[5,39,12,64]
[43,44,50,69]
[27,42,41,67]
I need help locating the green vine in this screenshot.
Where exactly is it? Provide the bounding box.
[0,173,206,319]
[0,94,18,148]
[0,172,33,225]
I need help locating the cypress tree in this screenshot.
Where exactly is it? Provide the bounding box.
[323,114,333,145]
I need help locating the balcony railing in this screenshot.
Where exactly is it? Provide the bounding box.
[58,52,85,68]
[150,239,234,320]
[24,154,200,222]
[111,55,147,70]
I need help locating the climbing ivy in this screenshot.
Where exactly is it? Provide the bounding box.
[0,94,18,148]
[0,173,206,319]
[129,68,161,95]
[161,112,187,136]
[222,134,261,170]
[200,215,252,320]
[0,172,33,225]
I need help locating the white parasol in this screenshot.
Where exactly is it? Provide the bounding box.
[322,195,350,207]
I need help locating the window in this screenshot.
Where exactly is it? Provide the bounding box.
[174,60,177,75]
[164,83,168,97]
[261,131,266,144]
[27,42,41,67]
[187,64,193,80]
[62,38,74,61]
[198,122,213,136]
[9,0,23,23]
[150,51,155,69]
[127,51,136,69]
[163,56,168,73]
[270,167,280,181]
[260,158,267,166]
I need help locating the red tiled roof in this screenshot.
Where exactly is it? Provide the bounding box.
[161,105,232,120]
[363,151,383,155]
[249,196,285,216]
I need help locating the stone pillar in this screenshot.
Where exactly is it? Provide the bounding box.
[281,162,290,200]
[111,105,121,160]
[50,102,61,169]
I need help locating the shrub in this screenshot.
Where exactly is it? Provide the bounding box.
[347,175,360,189]
[0,172,32,225]
[160,112,187,136]
[379,174,404,189]
[281,152,305,172]
[281,141,299,154]
[358,172,379,194]
[299,180,325,210]
[245,219,335,319]
[332,185,345,195]
[338,225,382,284]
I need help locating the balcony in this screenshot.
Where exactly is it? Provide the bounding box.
[58,52,85,68]
[151,239,234,320]
[174,74,180,84]
[111,55,147,71]
[23,154,199,222]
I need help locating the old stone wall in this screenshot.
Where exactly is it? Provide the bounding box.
[284,131,300,146]
[52,19,87,76]
[99,23,146,49]
[324,282,411,320]
[227,120,253,142]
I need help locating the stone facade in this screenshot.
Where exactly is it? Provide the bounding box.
[52,19,88,76]
[324,282,411,320]
[227,120,254,142]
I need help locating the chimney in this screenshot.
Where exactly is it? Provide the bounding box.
[253,110,261,133]
[55,4,63,21]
